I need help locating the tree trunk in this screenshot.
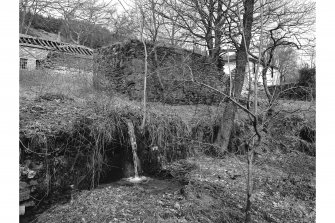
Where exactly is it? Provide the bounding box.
[25,18,33,35]
[206,36,214,57]
[25,1,37,35]
[214,0,255,153]
[213,0,224,71]
[171,20,176,45]
[20,0,28,33]
[245,148,254,222]
[215,48,248,151]
[213,33,222,70]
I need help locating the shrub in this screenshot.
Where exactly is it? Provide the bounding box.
[298,67,315,86]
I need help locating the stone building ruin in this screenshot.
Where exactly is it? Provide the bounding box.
[93,39,226,105]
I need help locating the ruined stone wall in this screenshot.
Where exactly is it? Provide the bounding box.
[45,52,93,71]
[20,45,93,71]
[93,39,225,105]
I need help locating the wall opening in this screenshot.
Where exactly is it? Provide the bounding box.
[36,60,42,70]
[20,58,28,70]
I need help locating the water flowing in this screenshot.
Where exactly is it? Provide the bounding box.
[126,120,146,183]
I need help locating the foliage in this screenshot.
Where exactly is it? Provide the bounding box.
[20,10,114,48]
[268,83,315,101]
[272,46,299,83]
[298,67,316,86]
[20,11,63,34]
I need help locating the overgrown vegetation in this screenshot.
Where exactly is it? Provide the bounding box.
[19,1,123,48]
[19,65,315,222]
[19,0,316,222]
[299,67,316,86]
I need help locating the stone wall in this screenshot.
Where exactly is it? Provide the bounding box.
[45,51,93,71]
[20,46,93,71]
[93,39,225,105]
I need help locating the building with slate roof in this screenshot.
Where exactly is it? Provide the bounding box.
[19,34,93,70]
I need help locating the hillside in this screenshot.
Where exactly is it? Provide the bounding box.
[23,27,62,42]
[20,11,115,49]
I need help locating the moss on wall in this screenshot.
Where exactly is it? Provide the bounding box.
[93,39,225,105]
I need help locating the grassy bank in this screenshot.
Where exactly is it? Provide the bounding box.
[20,68,315,222]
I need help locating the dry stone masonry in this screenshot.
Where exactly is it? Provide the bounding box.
[93,39,225,105]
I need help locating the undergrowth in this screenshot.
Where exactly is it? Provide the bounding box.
[20,68,315,223]
[20,90,192,197]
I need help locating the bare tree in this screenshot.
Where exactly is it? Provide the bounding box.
[246,0,315,103]
[20,0,29,33]
[19,0,54,34]
[213,0,256,153]
[134,0,162,43]
[48,0,114,45]
[109,12,138,41]
[159,4,185,46]
[138,6,149,130]
[273,45,299,84]
[156,0,233,69]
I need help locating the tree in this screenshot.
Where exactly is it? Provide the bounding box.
[19,0,55,34]
[157,2,186,46]
[109,13,138,42]
[247,0,315,102]
[135,0,162,43]
[157,0,232,70]
[214,0,256,152]
[49,0,114,45]
[128,0,315,153]
[273,46,299,84]
[299,67,315,86]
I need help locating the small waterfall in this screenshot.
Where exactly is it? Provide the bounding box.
[125,120,147,183]
[126,120,139,178]
[132,148,139,178]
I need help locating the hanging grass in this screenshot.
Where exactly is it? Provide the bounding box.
[20,92,192,202]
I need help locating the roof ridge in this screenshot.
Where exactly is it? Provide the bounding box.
[19,34,93,57]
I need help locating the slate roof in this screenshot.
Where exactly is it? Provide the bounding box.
[19,34,93,57]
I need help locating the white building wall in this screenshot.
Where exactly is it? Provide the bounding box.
[223,61,281,92]
[19,46,49,70]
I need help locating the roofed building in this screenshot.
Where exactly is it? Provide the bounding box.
[222,53,281,95]
[19,34,93,71]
